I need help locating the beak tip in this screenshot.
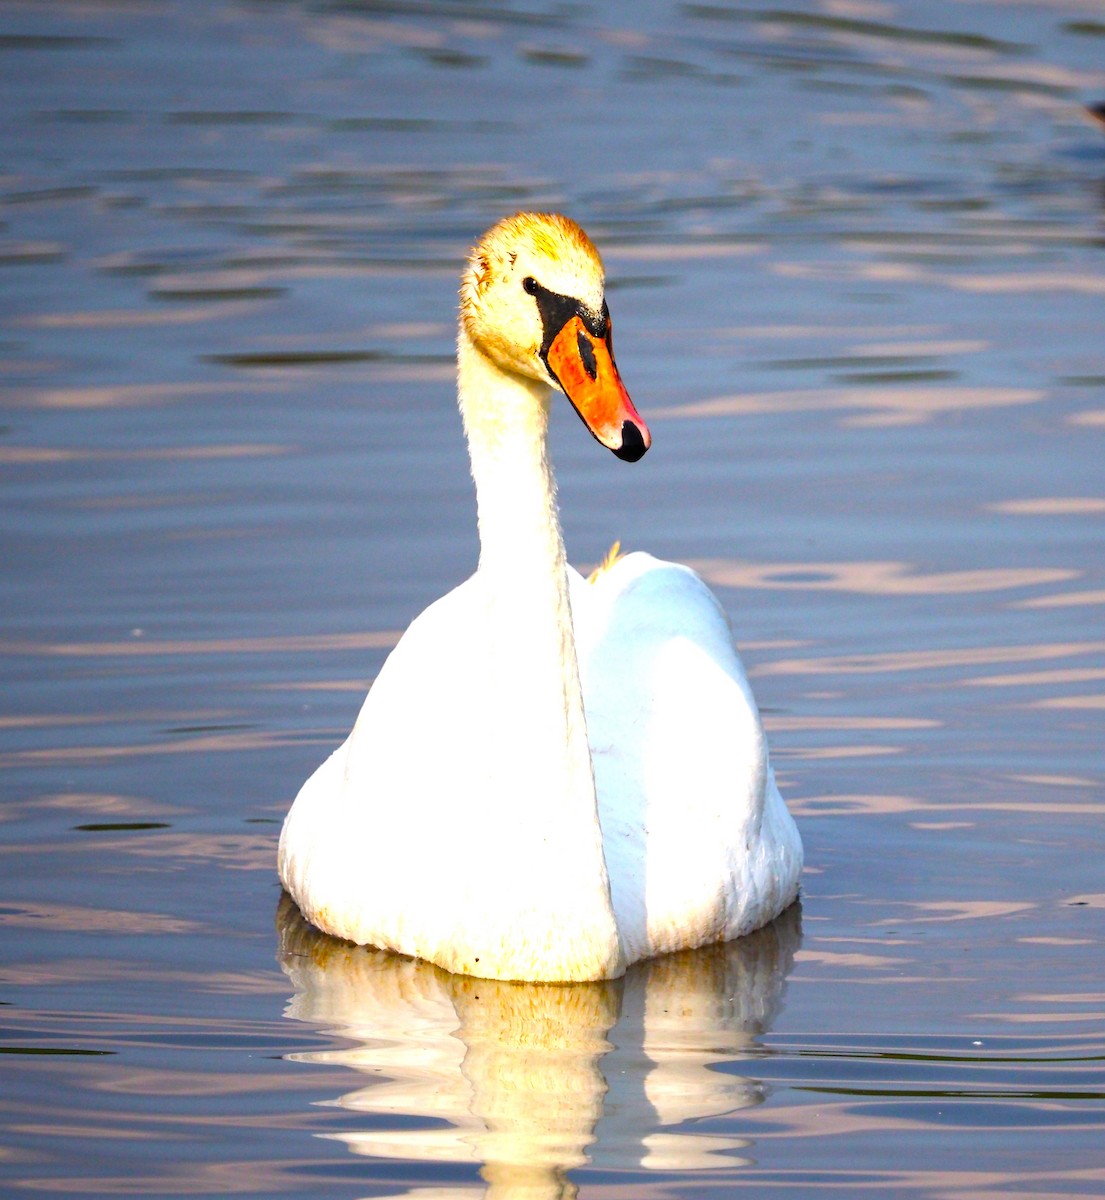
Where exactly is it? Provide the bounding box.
[613,419,650,463]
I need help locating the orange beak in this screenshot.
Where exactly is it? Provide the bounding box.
[545,315,651,462]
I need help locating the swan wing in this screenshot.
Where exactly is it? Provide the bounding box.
[571,552,802,963]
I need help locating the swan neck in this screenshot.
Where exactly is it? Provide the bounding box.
[457,328,564,580]
[452,326,623,980]
[456,326,578,715]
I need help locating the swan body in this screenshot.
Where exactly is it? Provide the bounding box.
[279,212,802,982]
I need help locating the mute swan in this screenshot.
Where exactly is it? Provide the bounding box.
[278,211,802,982]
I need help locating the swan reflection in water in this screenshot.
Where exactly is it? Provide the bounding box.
[277,896,800,1197]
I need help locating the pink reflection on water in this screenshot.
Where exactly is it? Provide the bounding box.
[988,497,1105,516]
[690,558,1072,596]
[1032,695,1105,710]
[17,302,266,329]
[873,900,1035,925]
[1,631,400,657]
[757,641,1105,677]
[649,384,1042,428]
[2,382,265,411]
[790,794,1105,817]
[1017,589,1105,609]
[0,902,202,935]
[0,443,287,463]
[966,668,1105,687]
[0,728,324,768]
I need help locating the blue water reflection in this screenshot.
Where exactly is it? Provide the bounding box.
[2,0,1105,1196]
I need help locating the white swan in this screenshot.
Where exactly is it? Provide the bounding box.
[278,211,802,982]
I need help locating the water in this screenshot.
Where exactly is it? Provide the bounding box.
[2,0,1104,1195]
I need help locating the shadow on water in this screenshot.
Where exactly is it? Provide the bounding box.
[276,895,803,1195]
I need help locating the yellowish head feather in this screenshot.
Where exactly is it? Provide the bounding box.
[460,212,606,381]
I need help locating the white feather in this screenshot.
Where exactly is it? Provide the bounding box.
[278,212,802,981]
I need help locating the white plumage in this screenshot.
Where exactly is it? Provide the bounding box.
[279,212,802,981]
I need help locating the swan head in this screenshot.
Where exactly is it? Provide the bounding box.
[461,212,651,462]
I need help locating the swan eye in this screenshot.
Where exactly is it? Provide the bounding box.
[522,276,539,295]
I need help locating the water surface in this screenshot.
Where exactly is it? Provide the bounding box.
[2,0,1104,1196]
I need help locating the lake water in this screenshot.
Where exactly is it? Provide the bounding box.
[2,0,1104,1196]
